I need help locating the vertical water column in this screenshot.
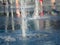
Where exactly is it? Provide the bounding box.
[21,0,27,38]
[34,0,39,18]
[34,0,40,30]
[3,0,6,15]
[10,0,15,31]
[5,0,9,32]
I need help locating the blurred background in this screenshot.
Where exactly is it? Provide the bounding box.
[0,0,60,45]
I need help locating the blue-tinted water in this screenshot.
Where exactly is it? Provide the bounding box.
[0,16,60,45]
[0,29,60,45]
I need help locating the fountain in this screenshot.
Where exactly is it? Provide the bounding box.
[5,0,15,31]
[0,0,60,45]
[33,0,45,30]
[4,0,15,45]
[20,0,27,38]
[5,0,9,32]
[33,0,40,30]
[10,0,15,31]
